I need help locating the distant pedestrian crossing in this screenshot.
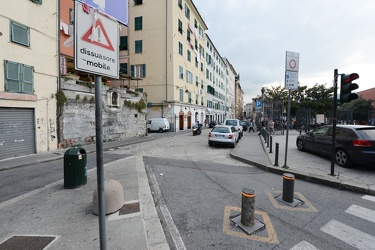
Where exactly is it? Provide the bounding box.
[290,195,375,250]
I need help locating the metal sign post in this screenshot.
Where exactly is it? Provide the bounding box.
[283,51,300,168]
[330,69,338,176]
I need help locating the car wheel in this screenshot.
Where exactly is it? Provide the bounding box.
[296,139,305,151]
[335,148,352,168]
[231,142,236,148]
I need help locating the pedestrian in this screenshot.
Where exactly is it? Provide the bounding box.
[248,121,255,132]
[269,119,275,136]
[204,119,207,127]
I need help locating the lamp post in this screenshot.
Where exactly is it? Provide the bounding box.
[261,87,265,122]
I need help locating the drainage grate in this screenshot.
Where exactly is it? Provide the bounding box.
[0,235,56,250]
[119,202,140,215]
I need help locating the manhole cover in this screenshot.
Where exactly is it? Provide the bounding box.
[119,202,140,215]
[0,235,56,250]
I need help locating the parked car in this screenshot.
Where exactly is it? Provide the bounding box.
[208,125,239,148]
[147,118,170,133]
[296,125,375,167]
[224,119,243,138]
[240,120,249,131]
[209,121,217,128]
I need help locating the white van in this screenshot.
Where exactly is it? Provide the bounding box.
[147,118,170,132]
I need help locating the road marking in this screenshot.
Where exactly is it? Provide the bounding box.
[362,195,375,203]
[320,219,375,250]
[290,240,319,250]
[266,191,318,212]
[223,206,279,244]
[345,204,375,223]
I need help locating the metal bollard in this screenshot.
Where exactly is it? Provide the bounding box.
[269,136,273,153]
[274,143,279,166]
[241,188,255,226]
[282,173,295,203]
[266,133,269,147]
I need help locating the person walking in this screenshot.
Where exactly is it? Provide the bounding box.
[248,121,255,132]
[269,119,275,136]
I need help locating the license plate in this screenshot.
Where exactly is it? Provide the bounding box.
[215,134,224,137]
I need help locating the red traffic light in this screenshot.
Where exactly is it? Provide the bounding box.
[343,73,359,83]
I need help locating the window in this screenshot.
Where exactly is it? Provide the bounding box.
[179,66,184,79]
[201,62,204,72]
[206,69,209,79]
[69,8,74,25]
[10,21,30,47]
[178,19,183,34]
[195,76,199,86]
[179,89,184,102]
[135,40,142,53]
[194,19,197,28]
[131,64,146,78]
[31,0,42,4]
[188,92,191,103]
[111,92,119,106]
[134,0,143,5]
[187,50,191,62]
[178,0,182,9]
[119,63,128,75]
[178,42,183,56]
[187,29,191,42]
[135,16,142,31]
[186,70,192,83]
[195,57,198,67]
[4,60,34,94]
[119,36,128,50]
[185,4,190,19]
[195,95,198,104]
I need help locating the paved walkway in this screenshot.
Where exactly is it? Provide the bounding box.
[0,129,374,249]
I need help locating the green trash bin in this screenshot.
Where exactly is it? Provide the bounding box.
[64,147,87,189]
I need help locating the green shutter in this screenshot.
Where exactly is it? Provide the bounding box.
[120,36,128,50]
[130,65,134,77]
[22,64,34,93]
[142,64,146,77]
[120,63,128,74]
[11,22,29,47]
[5,61,21,92]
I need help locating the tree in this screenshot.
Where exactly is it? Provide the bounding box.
[339,97,374,124]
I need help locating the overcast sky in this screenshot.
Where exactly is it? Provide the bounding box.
[193,0,375,104]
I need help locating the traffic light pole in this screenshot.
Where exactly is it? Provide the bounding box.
[330,69,338,176]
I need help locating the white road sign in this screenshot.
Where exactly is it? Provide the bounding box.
[285,51,300,72]
[285,70,299,90]
[75,1,119,78]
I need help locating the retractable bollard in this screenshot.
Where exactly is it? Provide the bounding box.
[241,188,255,226]
[266,133,269,148]
[282,173,295,203]
[269,136,273,153]
[274,143,279,166]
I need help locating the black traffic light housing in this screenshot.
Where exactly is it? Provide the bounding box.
[340,73,359,104]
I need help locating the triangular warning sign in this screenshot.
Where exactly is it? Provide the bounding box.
[82,18,114,51]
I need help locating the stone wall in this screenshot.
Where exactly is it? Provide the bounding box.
[60,79,146,148]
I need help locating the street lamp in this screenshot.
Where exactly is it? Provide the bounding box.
[261,87,265,122]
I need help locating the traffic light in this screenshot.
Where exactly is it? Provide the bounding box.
[340,73,359,104]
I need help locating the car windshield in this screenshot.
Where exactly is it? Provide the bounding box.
[212,127,230,133]
[240,121,247,125]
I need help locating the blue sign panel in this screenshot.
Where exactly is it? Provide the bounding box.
[256,101,262,108]
[77,0,128,26]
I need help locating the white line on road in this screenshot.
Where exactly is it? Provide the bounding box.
[289,240,319,250]
[320,220,375,250]
[362,195,375,203]
[345,204,375,224]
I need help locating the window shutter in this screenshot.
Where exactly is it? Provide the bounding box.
[11,22,30,46]
[130,65,134,77]
[22,64,34,93]
[5,61,21,92]
[142,64,146,77]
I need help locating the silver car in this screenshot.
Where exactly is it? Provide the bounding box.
[208,125,239,148]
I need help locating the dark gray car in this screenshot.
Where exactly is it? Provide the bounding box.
[296,125,375,167]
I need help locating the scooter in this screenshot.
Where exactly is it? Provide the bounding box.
[192,124,202,136]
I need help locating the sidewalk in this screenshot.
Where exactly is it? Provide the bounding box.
[231,129,375,195]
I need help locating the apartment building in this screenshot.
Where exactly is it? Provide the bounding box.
[223,57,237,119]
[126,0,208,131]
[205,35,229,124]
[0,0,59,160]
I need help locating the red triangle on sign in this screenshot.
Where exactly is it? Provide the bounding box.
[82,18,114,51]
